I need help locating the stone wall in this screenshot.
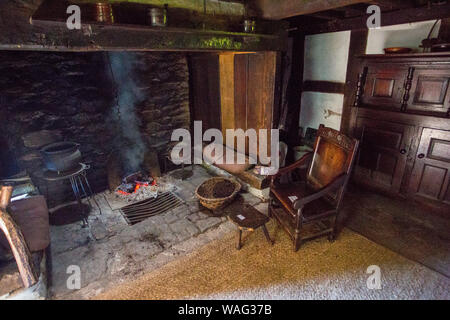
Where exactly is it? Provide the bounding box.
[0,51,190,207]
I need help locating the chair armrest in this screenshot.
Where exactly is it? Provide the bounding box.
[270,152,313,180]
[293,173,347,209]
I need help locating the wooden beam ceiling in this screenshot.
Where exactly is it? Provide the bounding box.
[247,0,368,20]
[368,0,416,10]
[294,2,450,35]
[332,5,367,18]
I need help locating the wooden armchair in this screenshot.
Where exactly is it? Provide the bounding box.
[269,125,359,251]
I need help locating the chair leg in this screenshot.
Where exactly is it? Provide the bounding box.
[293,231,302,252]
[329,216,338,242]
[268,199,273,218]
[293,209,303,252]
[293,237,302,252]
[328,232,336,242]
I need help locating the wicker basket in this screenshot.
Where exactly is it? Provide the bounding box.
[195,177,241,211]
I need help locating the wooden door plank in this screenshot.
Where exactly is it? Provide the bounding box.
[219,54,236,148]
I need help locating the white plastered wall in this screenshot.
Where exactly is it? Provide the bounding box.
[298,20,441,134]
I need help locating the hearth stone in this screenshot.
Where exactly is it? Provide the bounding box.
[46,165,263,299]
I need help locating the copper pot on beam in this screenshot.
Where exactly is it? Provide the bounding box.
[93,2,114,23]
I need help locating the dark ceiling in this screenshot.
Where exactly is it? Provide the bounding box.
[283,0,450,34]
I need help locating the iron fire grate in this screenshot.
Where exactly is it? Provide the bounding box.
[119,191,184,225]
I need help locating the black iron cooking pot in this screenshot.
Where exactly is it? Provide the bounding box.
[40,142,81,172]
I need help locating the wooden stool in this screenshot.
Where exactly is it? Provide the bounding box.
[228,204,274,250]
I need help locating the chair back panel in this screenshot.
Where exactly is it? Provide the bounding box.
[307,126,358,193]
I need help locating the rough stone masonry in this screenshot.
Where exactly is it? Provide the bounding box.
[0,51,190,207]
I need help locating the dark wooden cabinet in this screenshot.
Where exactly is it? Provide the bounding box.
[349,53,450,211]
[353,117,414,193]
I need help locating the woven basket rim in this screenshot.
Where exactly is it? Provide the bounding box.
[195,177,241,202]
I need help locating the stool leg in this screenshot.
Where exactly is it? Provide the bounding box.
[236,229,242,250]
[77,175,92,219]
[262,224,274,245]
[77,175,88,198]
[70,176,88,227]
[82,173,102,215]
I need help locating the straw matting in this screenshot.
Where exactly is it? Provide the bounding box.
[95,222,450,300]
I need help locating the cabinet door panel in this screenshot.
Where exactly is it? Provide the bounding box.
[409,128,450,205]
[407,69,450,114]
[353,117,414,193]
[362,65,406,110]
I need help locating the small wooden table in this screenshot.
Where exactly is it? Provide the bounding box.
[228,204,274,250]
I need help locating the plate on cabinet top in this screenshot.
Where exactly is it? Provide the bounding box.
[383,47,413,54]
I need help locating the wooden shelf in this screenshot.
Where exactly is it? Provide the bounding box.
[359,52,450,59]
[21,0,287,52]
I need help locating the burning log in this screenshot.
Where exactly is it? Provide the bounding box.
[115,171,158,202]
[116,171,154,195]
[114,172,177,203]
[0,186,38,288]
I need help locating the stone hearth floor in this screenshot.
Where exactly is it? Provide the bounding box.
[49,165,264,299]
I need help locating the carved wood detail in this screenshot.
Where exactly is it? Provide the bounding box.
[354,67,367,108]
[401,67,415,112]
[317,125,356,152]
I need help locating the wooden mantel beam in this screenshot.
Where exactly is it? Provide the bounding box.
[247,0,367,20]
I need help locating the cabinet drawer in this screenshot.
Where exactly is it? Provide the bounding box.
[407,68,450,115]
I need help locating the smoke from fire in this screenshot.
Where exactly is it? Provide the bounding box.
[107,52,146,174]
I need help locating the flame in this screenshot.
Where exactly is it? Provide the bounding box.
[116,178,154,196]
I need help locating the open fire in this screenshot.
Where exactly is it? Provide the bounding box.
[114,171,176,203]
[116,171,156,196]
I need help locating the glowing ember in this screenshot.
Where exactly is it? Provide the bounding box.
[115,171,155,196]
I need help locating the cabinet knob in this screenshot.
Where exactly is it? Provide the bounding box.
[400,149,407,154]
[418,153,425,159]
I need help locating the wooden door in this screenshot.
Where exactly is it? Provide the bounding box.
[219,52,276,159]
[353,117,414,193]
[409,128,450,205]
[362,65,406,110]
[407,68,450,115]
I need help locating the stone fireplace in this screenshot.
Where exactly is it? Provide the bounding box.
[0,51,190,207]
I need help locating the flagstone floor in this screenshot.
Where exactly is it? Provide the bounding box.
[49,165,262,299]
